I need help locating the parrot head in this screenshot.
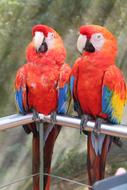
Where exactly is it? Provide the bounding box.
[26,24,66,65]
[77,25,117,58]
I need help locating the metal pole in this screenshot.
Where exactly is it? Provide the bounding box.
[39,123,44,190]
[0,114,33,130]
[0,113,127,139]
[40,114,127,139]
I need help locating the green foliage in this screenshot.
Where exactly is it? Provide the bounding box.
[1,0,127,189]
[111,161,127,175]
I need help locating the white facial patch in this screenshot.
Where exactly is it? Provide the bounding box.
[90,33,105,51]
[45,32,55,50]
[77,34,87,53]
[33,31,44,51]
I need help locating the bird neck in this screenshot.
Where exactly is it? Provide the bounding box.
[82,51,116,68]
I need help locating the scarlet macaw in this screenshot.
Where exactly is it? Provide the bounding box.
[15,24,71,190]
[70,25,127,186]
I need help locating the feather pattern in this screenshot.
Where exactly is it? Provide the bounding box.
[15,88,26,114]
[57,64,71,114]
[91,132,106,155]
[58,84,68,114]
[70,75,75,96]
[102,65,126,124]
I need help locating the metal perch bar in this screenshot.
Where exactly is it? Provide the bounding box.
[0,113,127,138]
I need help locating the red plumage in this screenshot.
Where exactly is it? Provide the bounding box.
[15,24,71,190]
[71,25,126,186]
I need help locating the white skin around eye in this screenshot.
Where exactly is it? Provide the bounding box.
[90,33,105,51]
[45,32,55,49]
[77,34,87,53]
[33,32,44,51]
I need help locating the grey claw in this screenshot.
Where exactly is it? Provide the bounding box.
[32,109,40,122]
[50,112,57,126]
[93,118,106,137]
[32,109,41,131]
[80,114,92,134]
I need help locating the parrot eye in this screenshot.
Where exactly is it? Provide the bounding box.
[77,34,87,53]
[96,34,102,39]
[45,32,55,50]
[47,32,55,40]
[90,33,105,51]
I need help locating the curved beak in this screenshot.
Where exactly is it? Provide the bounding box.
[84,39,95,53]
[33,32,47,53]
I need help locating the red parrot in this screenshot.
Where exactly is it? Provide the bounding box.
[70,25,127,186]
[15,24,71,190]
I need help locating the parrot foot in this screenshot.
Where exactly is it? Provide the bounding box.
[94,117,106,137]
[32,109,40,122]
[22,109,40,136]
[32,109,41,132]
[50,111,57,126]
[80,114,93,134]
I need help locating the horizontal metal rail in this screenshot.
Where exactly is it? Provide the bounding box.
[0,113,127,138]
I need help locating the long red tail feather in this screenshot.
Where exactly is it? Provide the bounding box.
[32,135,40,190]
[87,133,111,187]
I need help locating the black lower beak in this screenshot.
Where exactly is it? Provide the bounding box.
[84,39,95,53]
[38,41,48,53]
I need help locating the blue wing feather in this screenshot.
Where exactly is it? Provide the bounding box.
[102,86,113,115]
[57,84,68,114]
[102,85,119,124]
[15,88,26,114]
[70,75,82,114]
[70,75,75,95]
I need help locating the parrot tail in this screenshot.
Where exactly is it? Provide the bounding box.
[45,169,51,190]
[44,123,61,190]
[23,122,61,190]
[32,132,40,190]
[87,132,112,187]
[22,123,39,189]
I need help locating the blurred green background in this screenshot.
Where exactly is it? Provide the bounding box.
[1,0,127,189]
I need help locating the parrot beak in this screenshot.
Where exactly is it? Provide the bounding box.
[37,41,48,53]
[84,39,95,53]
[34,32,48,53]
